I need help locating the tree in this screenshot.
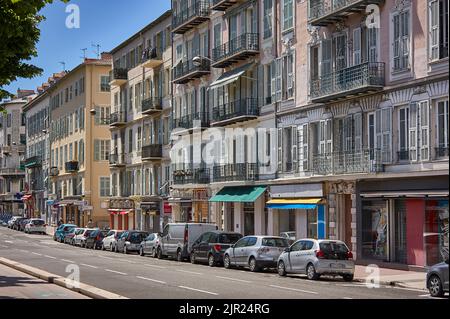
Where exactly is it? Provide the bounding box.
[0,0,68,100]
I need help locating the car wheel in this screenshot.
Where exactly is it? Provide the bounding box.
[224,254,232,269]
[176,249,182,262]
[190,252,197,264]
[306,263,319,280]
[114,245,118,253]
[343,274,354,282]
[428,275,444,297]
[278,261,287,277]
[139,247,145,257]
[123,246,128,254]
[208,254,215,267]
[249,257,260,272]
[101,243,105,251]
[151,248,157,258]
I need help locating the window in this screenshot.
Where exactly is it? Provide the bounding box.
[137,127,142,150]
[128,129,133,153]
[437,100,449,157]
[213,23,222,50]
[409,101,430,161]
[271,58,282,102]
[94,140,110,161]
[353,28,362,65]
[100,75,110,92]
[299,124,309,172]
[100,177,110,197]
[429,0,449,61]
[392,9,410,71]
[95,106,111,125]
[65,88,69,103]
[282,0,294,31]
[367,26,379,62]
[263,0,273,39]
[399,107,410,160]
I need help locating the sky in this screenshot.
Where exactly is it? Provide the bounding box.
[4,0,171,95]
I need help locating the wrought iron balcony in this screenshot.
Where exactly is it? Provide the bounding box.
[173,167,211,185]
[312,149,383,175]
[109,111,127,127]
[213,163,259,182]
[0,168,25,176]
[397,150,410,161]
[308,0,384,26]
[211,98,259,126]
[173,0,210,34]
[109,68,128,86]
[50,167,59,177]
[173,59,210,84]
[212,33,259,68]
[24,155,42,168]
[211,0,242,11]
[141,47,163,69]
[310,62,385,103]
[436,146,449,158]
[172,112,210,131]
[65,161,79,173]
[109,153,126,167]
[141,97,162,115]
[141,144,163,160]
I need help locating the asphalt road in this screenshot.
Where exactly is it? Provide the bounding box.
[0,227,439,299]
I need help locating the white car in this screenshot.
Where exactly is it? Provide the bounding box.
[24,219,46,234]
[7,216,20,228]
[101,230,124,251]
[73,228,96,247]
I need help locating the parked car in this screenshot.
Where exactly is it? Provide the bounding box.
[73,228,96,247]
[277,239,355,281]
[224,236,290,272]
[113,231,128,252]
[427,259,449,297]
[11,217,26,231]
[102,230,123,251]
[139,233,161,257]
[54,224,77,242]
[191,231,243,267]
[157,223,218,261]
[63,228,79,244]
[280,232,296,244]
[8,216,20,228]
[116,231,149,254]
[85,229,109,249]
[24,219,46,234]
[18,219,31,232]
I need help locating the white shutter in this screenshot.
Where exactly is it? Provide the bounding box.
[277,128,283,172]
[299,124,309,172]
[353,28,362,65]
[409,103,418,161]
[429,0,440,61]
[321,39,332,76]
[292,126,298,172]
[419,101,430,161]
[287,53,294,98]
[325,119,333,154]
[381,108,392,163]
[271,60,276,102]
[276,58,282,102]
[319,120,326,154]
[393,14,401,70]
[354,113,362,152]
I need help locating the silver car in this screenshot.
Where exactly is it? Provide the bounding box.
[427,259,449,297]
[223,236,289,272]
[24,219,46,234]
[139,233,161,257]
[277,239,355,281]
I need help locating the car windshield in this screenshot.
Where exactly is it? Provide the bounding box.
[319,242,349,253]
[32,220,45,225]
[262,238,289,247]
[219,233,242,244]
[130,233,147,243]
[85,230,94,236]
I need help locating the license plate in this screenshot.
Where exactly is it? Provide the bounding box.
[331,263,344,269]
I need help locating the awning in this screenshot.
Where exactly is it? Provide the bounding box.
[266,198,322,210]
[209,186,266,203]
[360,190,449,198]
[108,209,131,215]
[209,63,254,90]
[21,195,32,201]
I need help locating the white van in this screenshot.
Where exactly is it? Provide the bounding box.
[156,223,218,261]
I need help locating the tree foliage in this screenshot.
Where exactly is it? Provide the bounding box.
[0,0,68,100]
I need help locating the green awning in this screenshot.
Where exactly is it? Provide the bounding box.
[25,162,37,168]
[209,186,266,203]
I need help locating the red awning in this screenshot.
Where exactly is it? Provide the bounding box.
[108,209,131,215]
[21,195,32,201]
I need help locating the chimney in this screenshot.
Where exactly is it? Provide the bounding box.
[100,52,112,61]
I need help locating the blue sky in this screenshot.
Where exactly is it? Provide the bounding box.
[5,0,170,94]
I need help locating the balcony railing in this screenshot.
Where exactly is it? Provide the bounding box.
[109,111,127,127]
[173,0,210,34]
[173,59,210,84]
[213,163,259,182]
[398,150,410,161]
[0,168,25,176]
[211,98,259,126]
[109,68,128,85]
[65,161,79,173]
[141,144,163,160]
[212,33,259,68]
[436,146,449,158]
[141,47,163,69]
[173,167,211,185]
[24,155,42,168]
[172,112,210,131]
[211,0,240,11]
[312,149,383,175]
[310,62,385,103]
[308,0,384,26]
[109,153,125,167]
[141,97,162,114]
[50,167,59,177]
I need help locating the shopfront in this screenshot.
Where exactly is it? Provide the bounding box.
[359,177,449,267]
[139,200,161,233]
[108,198,135,231]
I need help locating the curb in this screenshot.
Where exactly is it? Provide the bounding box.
[354,278,427,291]
[0,257,129,299]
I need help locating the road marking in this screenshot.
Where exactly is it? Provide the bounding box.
[0,245,8,248]
[81,263,99,269]
[338,283,368,287]
[97,255,115,260]
[215,276,252,283]
[269,285,318,295]
[178,286,218,296]
[136,276,166,284]
[31,252,43,256]
[61,259,75,263]
[126,260,137,264]
[43,255,57,260]
[19,249,29,253]
[342,297,353,299]
[392,286,426,292]
[4,240,13,243]
[176,269,203,275]
[105,269,128,276]
[145,264,165,269]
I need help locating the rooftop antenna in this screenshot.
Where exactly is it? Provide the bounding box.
[59,61,66,72]
[91,43,101,59]
[81,48,87,60]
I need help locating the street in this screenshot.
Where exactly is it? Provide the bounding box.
[0,227,439,299]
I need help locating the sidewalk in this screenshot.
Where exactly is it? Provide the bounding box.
[354,265,427,291]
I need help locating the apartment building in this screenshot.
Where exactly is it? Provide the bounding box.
[0,90,35,215]
[272,0,448,268]
[108,11,172,232]
[48,54,112,228]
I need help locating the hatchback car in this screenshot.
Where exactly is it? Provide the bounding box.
[116,231,149,254]
[102,230,123,251]
[8,216,20,228]
[277,239,355,281]
[223,236,290,272]
[280,232,296,245]
[427,259,449,297]
[12,217,27,231]
[191,231,243,267]
[63,228,79,244]
[85,229,109,249]
[54,224,77,242]
[24,219,46,234]
[73,228,96,247]
[139,233,161,257]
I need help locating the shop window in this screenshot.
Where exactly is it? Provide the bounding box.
[307,209,318,239]
[394,200,407,264]
[362,200,389,261]
[425,199,449,266]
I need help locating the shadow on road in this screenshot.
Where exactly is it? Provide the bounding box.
[0,276,52,288]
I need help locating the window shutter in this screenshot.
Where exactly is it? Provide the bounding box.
[292,126,298,172]
[271,60,277,102]
[94,140,99,161]
[353,28,362,65]
[419,101,430,161]
[429,0,440,61]
[277,127,283,172]
[381,108,392,163]
[393,14,400,70]
[354,113,363,152]
[321,39,332,76]
[276,58,282,102]
[409,102,418,161]
[325,119,333,154]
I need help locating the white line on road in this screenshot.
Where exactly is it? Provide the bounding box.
[61,259,76,263]
[176,269,203,275]
[215,276,252,283]
[0,245,8,248]
[4,240,13,243]
[269,285,318,295]
[43,255,57,260]
[81,263,99,269]
[144,264,165,269]
[97,256,115,260]
[178,286,218,296]
[342,297,353,299]
[31,252,42,256]
[136,276,166,284]
[392,286,426,293]
[19,249,29,253]
[125,260,137,264]
[105,269,128,276]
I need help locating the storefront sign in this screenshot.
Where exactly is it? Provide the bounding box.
[109,199,135,210]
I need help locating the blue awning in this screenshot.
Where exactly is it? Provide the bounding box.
[267,204,319,210]
[266,198,321,210]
